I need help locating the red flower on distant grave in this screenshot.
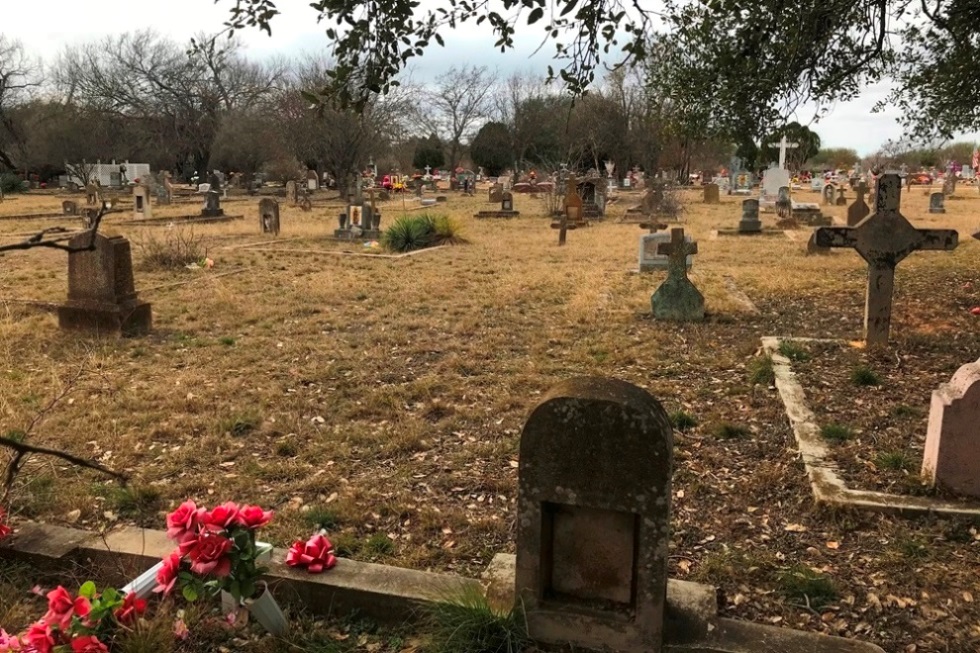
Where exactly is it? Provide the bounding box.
[286,534,337,574]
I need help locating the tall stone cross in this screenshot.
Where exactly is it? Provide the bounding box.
[657,228,698,278]
[768,135,799,169]
[815,173,958,346]
[424,165,431,175]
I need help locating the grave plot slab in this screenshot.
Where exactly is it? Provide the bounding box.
[762,336,980,517]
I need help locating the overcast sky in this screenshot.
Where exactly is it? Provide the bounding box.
[5,0,978,156]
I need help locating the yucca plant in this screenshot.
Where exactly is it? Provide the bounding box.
[382,215,435,252]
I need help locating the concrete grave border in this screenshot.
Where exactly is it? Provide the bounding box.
[762,336,980,517]
[0,523,884,653]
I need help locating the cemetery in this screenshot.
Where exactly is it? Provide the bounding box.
[2,4,980,651]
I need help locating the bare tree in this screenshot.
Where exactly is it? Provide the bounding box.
[0,35,42,171]
[418,65,495,172]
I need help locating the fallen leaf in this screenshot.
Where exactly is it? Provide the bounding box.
[784,523,808,532]
[826,541,840,549]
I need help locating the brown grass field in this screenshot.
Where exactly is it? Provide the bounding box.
[2,183,980,651]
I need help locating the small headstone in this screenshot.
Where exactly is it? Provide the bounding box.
[488,183,503,203]
[259,198,280,236]
[942,166,957,197]
[929,192,946,214]
[761,164,790,207]
[57,233,152,336]
[922,359,980,498]
[738,199,762,233]
[62,200,78,216]
[651,228,704,322]
[202,191,224,218]
[703,183,720,204]
[822,183,836,206]
[501,191,514,212]
[835,187,847,206]
[847,182,870,226]
[516,377,673,652]
[775,186,791,219]
[132,184,152,220]
[285,180,298,206]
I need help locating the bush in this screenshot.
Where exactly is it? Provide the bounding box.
[134,228,206,270]
[382,213,463,253]
[0,173,27,195]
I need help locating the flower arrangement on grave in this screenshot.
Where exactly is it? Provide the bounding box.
[155,501,274,605]
[285,534,338,574]
[0,582,146,652]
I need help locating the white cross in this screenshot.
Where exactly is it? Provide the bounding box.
[424,166,431,175]
[768,135,800,170]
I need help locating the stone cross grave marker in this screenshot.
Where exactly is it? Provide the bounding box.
[768,134,799,169]
[57,233,152,336]
[559,174,582,246]
[652,228,704,321]
[929,192,946,214]
[814,173,958,346]
[639,231,694,272]
[703,183,719,204]
[835,187,847,206]
[516,377,673,652]
[259,198,280,236]
[847,181,870,226]
[922,358,980,498]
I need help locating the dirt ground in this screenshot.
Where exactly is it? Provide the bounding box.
[1,182,979,652]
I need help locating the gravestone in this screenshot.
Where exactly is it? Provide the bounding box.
[703,183,720,204]
[738,199,762,234]
[760,164,790,208]
[285,180,299,206]
[501,191,514,212]
[639,231,694,272]
[85,181,101,206]
[557,175,586,244]
[806,231,830,255]
[202,191,223,218]
[259,198,280,236]
[929,192,946,214]
[132,185,152,219]
[62,200,78,216]
[922,359,980,498]
[306,169,319,191]
[488,183,503,203]
[942,166,956,197]
[57,233,152,336]
[835,187,847,206]
[516,377,673,652]
[822,183,836,206]
[775,186,791,219]
[651,228,704,322]
[814,174,958,346]
[847,181,870,226]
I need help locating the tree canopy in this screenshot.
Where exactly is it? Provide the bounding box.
[218,0,980,142]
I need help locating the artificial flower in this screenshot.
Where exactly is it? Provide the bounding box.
[180,532,233,577]
[0,509,11,540]
[69,635,108,653]
[201,502,240,532]
[42,587,90,631]
[286,534,337,574]
[237,505,273,530]
[165,501,202,543]
[113,592,146,625]
[0,629,21,652]
[153,552,182,596]
[23,623,55,653]
[173,618,189,641]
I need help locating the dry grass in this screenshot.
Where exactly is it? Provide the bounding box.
[2,183,980,651]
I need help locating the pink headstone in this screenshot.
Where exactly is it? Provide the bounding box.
[922,359,980,497]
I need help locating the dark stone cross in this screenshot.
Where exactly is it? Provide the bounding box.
[652,228,704,321]
[815,173,958,346]
[847,181,870,226]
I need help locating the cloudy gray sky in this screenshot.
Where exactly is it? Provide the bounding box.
[6,0,978,156]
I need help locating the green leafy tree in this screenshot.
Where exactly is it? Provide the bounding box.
[806,148,860,170]
[759,123,821,171]
[412,134,445,171]
[215,0,979,142]
[469,121,512,176]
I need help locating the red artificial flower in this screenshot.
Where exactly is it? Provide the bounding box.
[153,552,182,595]
[70,635,108,653]
[0,508,11,541]
[180,531,233,577]
[166,500,202,543]
[42,587,91,631]
[200,502,240,532]
[237,505,273,530]
[285,534,337,574]
[23,623,56,653]
[0,628,21,652]
[113,592,147,625]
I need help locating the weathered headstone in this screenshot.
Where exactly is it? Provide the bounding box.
[488,183,503,203]
[775,186,791,219]
[259,198,280,236]
[738,199,762,234]
[703,183,720,204]
[835,187,847,206]
[558,175,585,245]
[847,181,870,226]
[652,228,704,322]
[285,180,298,206]
[85,181,101,206]
[806,231,830,255]
[922,359,980,498]
[202,191,223,218]
[132,184,152,220]
[57,233,152,336]
[814,174,958,346]
[501,191,514,212]
[942,165,957,197]
[62,200,78,216]
[639,231,694,272]
[760,164,790,208]
[516,377,673,652]
[929,192,946,214]
[822,183,836,206]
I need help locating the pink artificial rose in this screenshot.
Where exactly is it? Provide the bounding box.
[237,505,273,530]
[23,623,56,653]
[180,532,233,577]
[42,587,90,631]
[200,502,240,532]
[153,552,182,596]
[113,592,146,625]
[285,534,337,574]
[69,636,108,653]
[0,628,21,652]
[166,500,202,543]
